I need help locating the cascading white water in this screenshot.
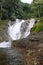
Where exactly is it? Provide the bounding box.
[0,41,11,48]
[24,19,35,38]
[0,18,35,48]
[8,19,25,40]
[8,19,35,40]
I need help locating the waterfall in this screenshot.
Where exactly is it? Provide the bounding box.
[24,19,35,38]
[0,41,11,48]
[8,19,35,40]
[0,18,35,48]
[8,19,25,40]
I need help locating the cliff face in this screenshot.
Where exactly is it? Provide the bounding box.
[12,32,43,65]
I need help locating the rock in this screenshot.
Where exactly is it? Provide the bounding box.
[12,32,43,65]
[0,48,25,65]
[12,32,43,49]
[0,24,9,42]
[0,19,43,65]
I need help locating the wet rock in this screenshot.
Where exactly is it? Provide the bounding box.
[0,49,9,65]
[0,25,9,42]
[12,32,43,65]
[25,48,43,65]
[0,48,25,65]
[12,32,43,49]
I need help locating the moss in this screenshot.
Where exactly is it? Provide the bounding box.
[32,17,43,32]
[0,20,8,27]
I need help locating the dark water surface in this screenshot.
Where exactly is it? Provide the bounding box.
[0,48,25,65]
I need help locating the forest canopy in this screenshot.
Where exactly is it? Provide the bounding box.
[0,0,43,20]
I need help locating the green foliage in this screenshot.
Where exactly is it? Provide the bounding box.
[33,0,43,4]
[32,17,43,32]
[10,13,16,21]
[0,20,8,26]
[0,0,31,20]
[0,0,43,20]
[32,0,43,17]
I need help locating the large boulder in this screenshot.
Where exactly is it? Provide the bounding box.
[12,32,43,49]
[12,32,43,65]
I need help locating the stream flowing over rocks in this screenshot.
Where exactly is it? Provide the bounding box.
[0,18,35,48]
[0,19,43,65]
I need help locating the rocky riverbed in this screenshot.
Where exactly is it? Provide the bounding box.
[0,32,43,65]
[0,19,43,65]
[0,48,26,65]
[12,32,43,65]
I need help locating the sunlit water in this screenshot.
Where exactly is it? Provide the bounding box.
[0,19,35,48]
